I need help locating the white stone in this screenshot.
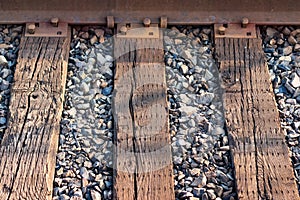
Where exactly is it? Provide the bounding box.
[0,55,8,66]
[179,106,197,116]
[290,73,300,88]
[90,190,102,200]
[67,107,77,118]
[80,82,89,94]
[180,64,189,74]
[97,53,107,65]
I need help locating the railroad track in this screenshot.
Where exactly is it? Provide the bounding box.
[0,1,300,200]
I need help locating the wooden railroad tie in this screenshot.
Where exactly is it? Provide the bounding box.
[215,37,300,200]
[113,36,175,199]
[0,34,70,199]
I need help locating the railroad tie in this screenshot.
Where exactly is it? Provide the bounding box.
[0,34,70,200]
[215,38,299,199]
[113,37,175,199]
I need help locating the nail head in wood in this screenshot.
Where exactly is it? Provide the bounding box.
[27,24,36,34]
[50,17,59,27]
[218,26,226,35]
[143,18,151,27]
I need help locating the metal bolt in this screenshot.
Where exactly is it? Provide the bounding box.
[120,26,128,35]
[143,18,151,27]
[241,17,249,28]
[50,17,59,27]
[218,26,226,35]
[27,24,36,34]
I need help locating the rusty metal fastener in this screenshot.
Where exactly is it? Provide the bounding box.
[120,26,128,35]
[218,26,226,35]
[107,16,114,28]
[27,24,36,34]
[241,17,249,28]
[143,18,151,27]
[50,17,59,27]
[160,16,168,28]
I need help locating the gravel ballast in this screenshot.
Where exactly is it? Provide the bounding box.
[53,26,114,200]
[53,25,237,200]
[0,25,22,140]
[262,26,300,194]
[165,26,236,200]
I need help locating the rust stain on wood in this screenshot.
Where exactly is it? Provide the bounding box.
[215,38,299,200]
[113,37,175,199]
[0,33,70,200]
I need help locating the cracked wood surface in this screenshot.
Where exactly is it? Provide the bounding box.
[0,35,70,200]
[215,38,299,200]
[113,37,175,200]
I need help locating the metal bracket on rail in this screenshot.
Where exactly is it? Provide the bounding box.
[214,18,258,38]
[117,18,160,39]
[116,17,167,39]
[25,18,68,37]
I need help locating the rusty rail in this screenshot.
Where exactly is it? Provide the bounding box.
[0,0,300,24]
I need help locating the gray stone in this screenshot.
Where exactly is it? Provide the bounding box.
[97,53,107,65]
[182,50,193,60]
[76,103,90,110]
[197,92,214,105]
[67,107,77,117]
[202,193,209,200]
[293,88,300,98]
[179,94,191,104]
[173,156,183,165]
[214,185,223,197]
[285,82,295,94]
[266,27,278,37]
[1,69,11,79]
[179,106,197,116]
[286,98,297,105]
[0,80,9,90]
[217,170,229,183]
[0,117,6,125]
[105,55,113,62]
[59,194,70,200]
[80,82,89,94]
[80,167,89,179]
[193,188,205,197]
[190,175,207,187]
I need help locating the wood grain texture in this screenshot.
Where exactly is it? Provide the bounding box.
[113,37,174,200]
[0,34,70,200]
[215,38,299,200]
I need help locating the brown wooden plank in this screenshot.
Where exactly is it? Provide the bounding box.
[218,38,259,200]
[216,37,299,200]
[248,38,298,200]
[0,34,70,200]
[113,37,174,200]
